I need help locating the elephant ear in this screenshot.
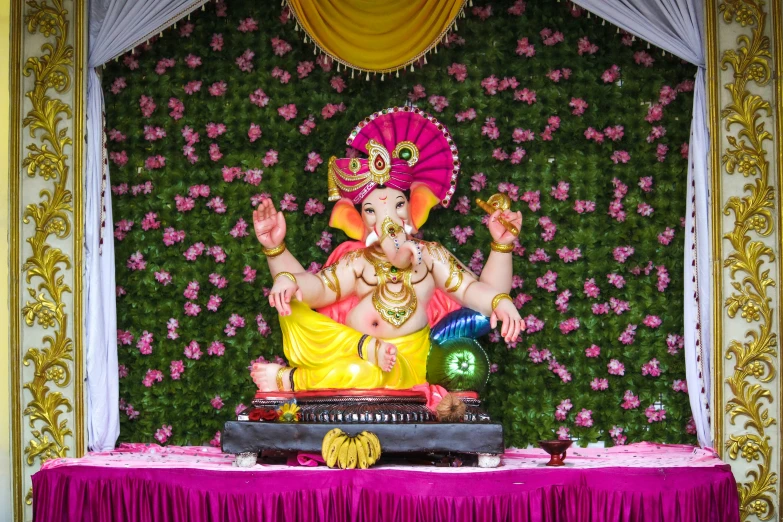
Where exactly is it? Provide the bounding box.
[329,198,364,240]
[409,182,440,230]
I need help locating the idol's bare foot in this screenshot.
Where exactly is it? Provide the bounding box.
[368,339,397,372]
[250,363,292,391]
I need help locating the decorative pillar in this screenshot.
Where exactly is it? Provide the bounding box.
[707,0,781,520]
[9,1,85,520]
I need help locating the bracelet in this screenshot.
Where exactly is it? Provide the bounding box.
[263,242,286,257]
[357,334,369,359]
[274,272,297,284]
[491,293,513,311]
[276,367,286,391]
[490,241,514,253]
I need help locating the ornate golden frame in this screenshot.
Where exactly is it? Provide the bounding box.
[10,0,84,519]
[707,0,780,519]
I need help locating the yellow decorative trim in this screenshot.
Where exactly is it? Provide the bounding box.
[12,0,83,517]
[716,0,778,519]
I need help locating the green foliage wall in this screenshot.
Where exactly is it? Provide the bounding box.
[104,0,697,447]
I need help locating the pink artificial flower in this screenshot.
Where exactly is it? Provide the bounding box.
[604,125,624,141]
[618,324,637,345]
[447,63,468,82]
[643,315,662,328]
[243,265,257,283]
[154,57,176,75]
[321,102,346,120]
[556,426,570,440]
[554,399,573,420]
[585,344,601,358]
[280,193,298,212]
[601,65,621,83]
[208,341,226,356]
[208,81,227,97]
[481,117,499,140]
[154,271,172,286]
[538,216,557,241]
[170,360,185,380]
[584,127,605,143]
[574,409,593,427]
[263,150,279,167]
[249,88,270,107]
[210,431,221,447]
[270,36,292,55]
[110,77,127,94]
[583,278,600,298]
[184,302,201,316]
[109,151,128,167]
[515,37,535,57]
[428,95,449,113]
[536,270,558,292]
[672,379,688,393]
[210,33,224,51]
[238,17,259,33]
[550,181,570,201]
[577,36,599,55]
[168,98,184,120]
[573,200,595,214]
[540,28,565,46]
[610,150,631,164]
[645,405,666,423]
[622,390,640,409]
[645,104,664,123]
[528,248,550,264]
[559,317,580,335]
[154,424,173,444]
[304,151,323,172]
[211,396,224,410]
[656,143,669,162]
[248,123,262,143]
[126,251,146,271]
[183,281,200,300]
[509,147,526,164]
[184,54,201,69]
[658,227,676,245]
[591,378,609,391]
[142,369,163,388]
[408,84,426,101]
[184,341,202,360]
[271,66,291,84]
[607,359,625,376]
[470,173,486,192]
[206,196,227,213]
[481,75,500,95]
[455,108,477,122]
[297,60,314,79]
[607,273,626,289]
[299,115,316,135]
[278,104,298,121]
[657,265,670,292]
[330,76,347,93]
[469,250,484,275]
[642,358,662,377]
[450,226,474,245]
[634,50,655,67]
[556,247,581,263]
[569,97,588,116]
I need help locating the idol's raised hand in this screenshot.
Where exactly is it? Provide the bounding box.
[253,198,286,249]
[487,209,522,245]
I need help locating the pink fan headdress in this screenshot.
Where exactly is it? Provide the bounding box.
[328,106,460,207]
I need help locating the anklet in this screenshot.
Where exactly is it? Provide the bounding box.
[374,339,381,367]
[275,367,286,391]
[357,334,369,359]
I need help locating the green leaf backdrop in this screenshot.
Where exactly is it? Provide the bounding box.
[104,0,697,448]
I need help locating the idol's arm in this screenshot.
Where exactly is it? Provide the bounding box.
[252,198,306,277]
[427,245,525,342]
[479,249,513,293]
[268,255,358,315]
[478,209,522,293]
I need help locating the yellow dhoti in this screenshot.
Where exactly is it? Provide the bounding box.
[280,301,430,390]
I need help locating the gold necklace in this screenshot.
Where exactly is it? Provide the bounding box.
[364,249,418,327]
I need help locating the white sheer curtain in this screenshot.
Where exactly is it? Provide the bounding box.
[571,0,712,448]
[85,0,208,451]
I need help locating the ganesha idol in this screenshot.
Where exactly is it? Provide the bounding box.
[224,107,524,467]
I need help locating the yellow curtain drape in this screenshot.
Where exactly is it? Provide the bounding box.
[286,0,467,74]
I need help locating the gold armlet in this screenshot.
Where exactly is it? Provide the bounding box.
[275,367,286,391]
[319,265,341,301]
[274,272,297,284]
[263,242,286,257]
[490,241,514,253]
[444,256,464,293]
[491,293,513,311]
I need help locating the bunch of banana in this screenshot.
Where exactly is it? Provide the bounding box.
[321,428,382,469]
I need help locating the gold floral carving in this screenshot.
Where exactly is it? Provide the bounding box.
[20,0,75,472]
[717,0,778,519]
